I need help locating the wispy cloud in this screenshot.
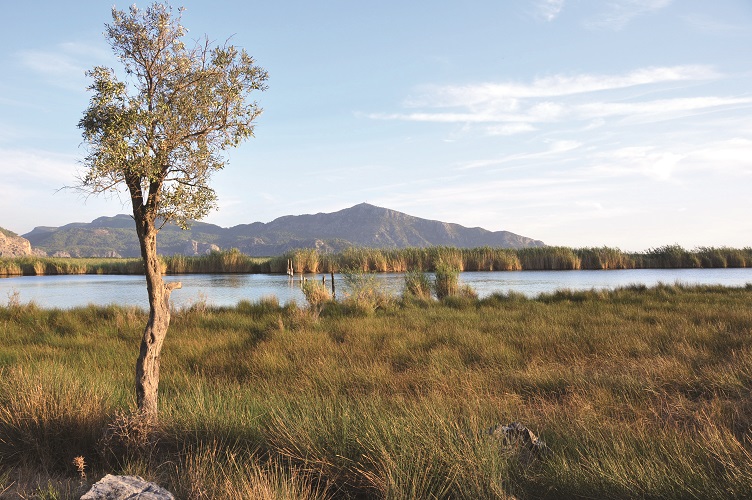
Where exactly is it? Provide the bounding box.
[16,41,111,91]
[683,14,748,36]
[372,95,751,128]
[0,122,32,144]
[367,65,741,133]
[406,65,716,107]
[0,147,134,232]
[589,146,684,181]
[536,0,565,22]
[485,123,537,136]
[577,96,752,124]
[680,138,752,175]
[585,0,673,30]
[577,135,752,183]
[459,140,583,170]
[0,148,80,186]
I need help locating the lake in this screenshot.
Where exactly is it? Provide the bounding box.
[1,268,752,310]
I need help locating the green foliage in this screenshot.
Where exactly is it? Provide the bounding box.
[78,2,268,228]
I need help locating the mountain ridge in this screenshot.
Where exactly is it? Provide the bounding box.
[22,203,545,257]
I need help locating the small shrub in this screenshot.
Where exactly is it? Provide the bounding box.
[302,279,332,318]
[458,284,478,300]
[6,289,21,308]
[341,268,394,315]
[99,410,160,468]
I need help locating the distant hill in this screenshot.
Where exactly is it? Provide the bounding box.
[22,203,545,257]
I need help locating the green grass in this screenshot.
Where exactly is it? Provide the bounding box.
[1,284,752,498]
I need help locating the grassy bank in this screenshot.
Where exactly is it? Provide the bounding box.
[2,244,751,277]
[1,283,751,498]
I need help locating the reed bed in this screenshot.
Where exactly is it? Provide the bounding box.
[164,248,271,274]
[2,245,751,277]
[1,283,751,498]
[277,245,752,273]
[0,257,146,277]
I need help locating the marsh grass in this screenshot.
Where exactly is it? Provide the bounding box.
[2,245,751,277]
[402,270,432,301]
[1,284,752,498]
[433,262,460,299]
[337,268,396,315]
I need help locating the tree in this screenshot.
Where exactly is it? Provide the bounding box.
[78,2,268,422]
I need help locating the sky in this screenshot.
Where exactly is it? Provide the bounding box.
[1,0,751,251]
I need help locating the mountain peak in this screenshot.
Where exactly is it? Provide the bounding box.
[23,204,544,257]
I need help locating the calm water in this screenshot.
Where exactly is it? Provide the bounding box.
[1,268,751,310]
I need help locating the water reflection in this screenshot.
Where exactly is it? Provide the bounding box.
[1,268,751,310]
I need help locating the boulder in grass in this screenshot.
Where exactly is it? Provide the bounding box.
[487,421,550,458]
[81,474,174,500]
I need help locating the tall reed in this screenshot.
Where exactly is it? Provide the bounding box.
[2,245,751,278]
[517,246,581,270]
[576,246,631,269]
[433,261,460,299]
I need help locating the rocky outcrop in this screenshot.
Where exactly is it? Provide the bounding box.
[81,475,174,499]
[184,240,221,255]
[0,229,32,257]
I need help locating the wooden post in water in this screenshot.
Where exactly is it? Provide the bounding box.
[331,270,335,299]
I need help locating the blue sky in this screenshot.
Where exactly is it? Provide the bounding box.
[1,0,750,250]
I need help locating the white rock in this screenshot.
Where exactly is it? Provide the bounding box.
[81,474,174,500]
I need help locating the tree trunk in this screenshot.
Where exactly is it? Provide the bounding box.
[134,224,181,422]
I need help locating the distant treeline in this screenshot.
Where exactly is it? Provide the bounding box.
[2,245,751,277]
